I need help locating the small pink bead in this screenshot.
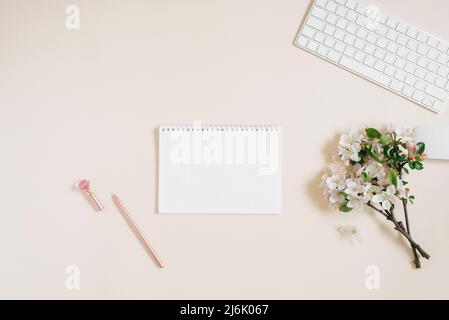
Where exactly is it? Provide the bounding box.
[78,179,90,190]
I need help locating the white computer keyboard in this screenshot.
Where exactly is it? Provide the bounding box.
[295,0,449,113]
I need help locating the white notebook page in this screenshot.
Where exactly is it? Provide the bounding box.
[158,125,282,214]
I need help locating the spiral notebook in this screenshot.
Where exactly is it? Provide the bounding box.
[158,125,282,214]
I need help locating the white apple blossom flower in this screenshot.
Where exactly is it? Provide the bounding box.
[325,175,346,191]
[339,142,362,163]
[365,161,384,178]
[371,185,397,210]
[339,128,364,147]
[337,225,362,245]
[347,194,370,209]
[345,178,365,196]
[395,125,414,143]
[329,190,345,204]
[396,179,408,199]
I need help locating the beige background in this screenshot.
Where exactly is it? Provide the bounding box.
[1,0,449,299]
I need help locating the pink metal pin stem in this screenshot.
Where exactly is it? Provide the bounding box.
[77,179,104,212]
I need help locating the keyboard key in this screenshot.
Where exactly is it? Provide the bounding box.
[386,42,399,53]
[396,22,408,33]
[317,45,330,57]
[417,32,429,43]
[311,7,328,20]
[427,61,438,72]
[307,16,326,31]
[390,79,404,92]
[307,39,320,52]
[405,62,417,74]
[406,27,418,39]
[377,37,388,49]
[346,23,358,34]
[386,29,399,41]
[397,47,408,58]
[324,36,337,48]
[417,56,429,68]
[302,26,317,38]
[374,60,386,71]
[415,79,427,91]
[394,58,406,69]
[356,28,368,39]
[339,55,391,86]
[296,35,309,48]
[435,77,448,89]
[375,25,388,37]
[374,48,386,60]
[384,65,397,76]
[364,43,375,55]
[386,17,398,29]
[327,49,342,62]
[427,36,438,48]
[354,38,365,49]
[324,24,336,35]
[336,6,348,17]
[412,90,425,102]
[315,32,326,43]
[346,0,357,10]
[334,29,346,40]
[402,85,414,97]
[406,52,419,64]
[405,74,418,86]
[396,34,409,46]
[422,95,436,107]
[326,1,338,12]
[346,11,357,22]
[355,15,368,28]
[316,0,328,8]
[384,53,395,64]
[334,41,346,52]
[415,67,427,79]
[427,49,438,60]
[344,34,356,45]
[354,51,366,62]
[344,46,356,57]
[336,18,348,29]
[367,32,378,44]
[395,70,406,81]
[425,72,437,84]
[407,39,419,51]
[437,41,449,53]
[327,13,338,24]
[437,54,449,65]
[437,65,449,78]
[417,43,429,56]
[364,55,376,67]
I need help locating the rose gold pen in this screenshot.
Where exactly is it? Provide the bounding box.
[112,194,164,268]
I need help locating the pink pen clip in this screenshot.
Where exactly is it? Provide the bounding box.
[77,179,104,212]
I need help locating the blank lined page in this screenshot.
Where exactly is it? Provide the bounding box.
[158,125,282,214]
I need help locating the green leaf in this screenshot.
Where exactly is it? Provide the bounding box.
[361,171,373,182]
[389,169,398,187]
[414,161,424,170]
[409,161,416,170]
[409,195,415,204]
[417,142,425,154]
[339,202,353,213]
[366,149,383,163]
[403,167,409,174]
[379,134,392,145]
[366,128,382,139]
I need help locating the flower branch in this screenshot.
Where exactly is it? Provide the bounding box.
[322,125,430,269]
